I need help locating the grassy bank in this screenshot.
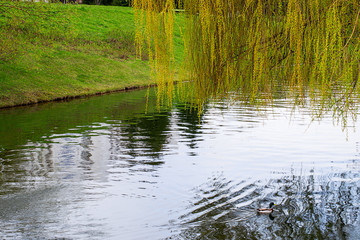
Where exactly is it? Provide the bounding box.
[0,4,164,108]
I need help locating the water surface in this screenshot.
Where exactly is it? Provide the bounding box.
[0,89,359,239]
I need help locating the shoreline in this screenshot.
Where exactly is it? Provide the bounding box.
[0,5,153,110]
[0,5,184,110]
[0,83,157,110]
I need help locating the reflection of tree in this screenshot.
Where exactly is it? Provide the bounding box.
[270,171,360,239]
[170,169,360,239]
[0,149,27,195]
[175,104,206,152]
[0,142,55,196]
[79,134,95,179]
[109,110,172,160]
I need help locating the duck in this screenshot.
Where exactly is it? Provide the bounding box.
[256,202,276,214]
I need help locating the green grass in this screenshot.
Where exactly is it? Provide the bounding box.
[0,5,167,108]
[73,5,136,39]
[0,49,152,107]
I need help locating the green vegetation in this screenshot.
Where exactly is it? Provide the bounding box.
[133,0,360,118]
[82,0,129,6]
[0,3,156,108]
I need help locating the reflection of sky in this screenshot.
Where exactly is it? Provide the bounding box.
[167,105,359,181]
[0,97,360,239]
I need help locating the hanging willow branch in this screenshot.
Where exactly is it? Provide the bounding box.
[133,0,360,113]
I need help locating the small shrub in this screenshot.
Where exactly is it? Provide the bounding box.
[112,0,129,6]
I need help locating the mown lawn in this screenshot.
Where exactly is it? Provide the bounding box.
[0,4,184,108]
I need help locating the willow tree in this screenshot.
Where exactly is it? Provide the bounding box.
[133,0,360,116]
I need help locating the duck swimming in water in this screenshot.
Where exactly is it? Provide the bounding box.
[256,202,275,214]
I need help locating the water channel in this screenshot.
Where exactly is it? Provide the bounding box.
[0,88,360,239]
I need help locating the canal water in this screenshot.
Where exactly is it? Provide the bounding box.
[0,88,359,239]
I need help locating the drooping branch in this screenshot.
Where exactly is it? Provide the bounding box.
[133,0,360,111]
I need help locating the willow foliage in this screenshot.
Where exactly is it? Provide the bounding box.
[133,0,360,115]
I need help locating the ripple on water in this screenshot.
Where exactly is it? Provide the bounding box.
[1,89,360,239]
